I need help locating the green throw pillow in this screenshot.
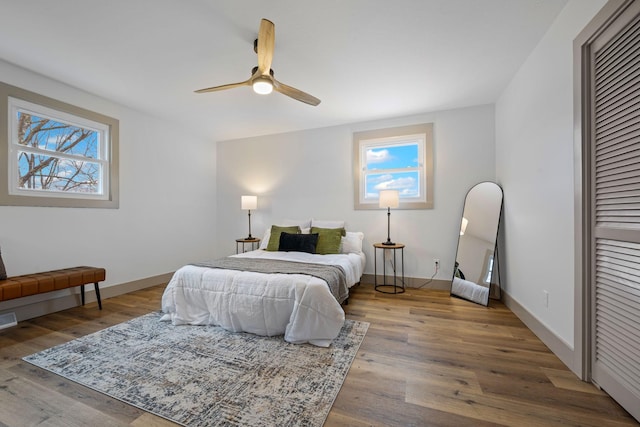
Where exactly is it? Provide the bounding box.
[311,227,345,255]
[266,225,301,251]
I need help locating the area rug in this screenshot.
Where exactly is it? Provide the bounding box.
[23,311,369,427]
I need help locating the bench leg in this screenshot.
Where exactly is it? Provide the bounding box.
[94,282,102,310]
[80,283,102,310]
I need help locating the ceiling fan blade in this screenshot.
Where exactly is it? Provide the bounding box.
[257,19,275,75]
[273,79,321,106]
[194,80,251,94]
[195,19,318,106]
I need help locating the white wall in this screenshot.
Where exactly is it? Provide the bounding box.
[0,60,217,298]
[216,104,495,281]
[495,0,606,352]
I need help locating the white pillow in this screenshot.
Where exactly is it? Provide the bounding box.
[311,219,345,229]
[282,218,312,229]
[259,228,271,249]
[341,231,364,254]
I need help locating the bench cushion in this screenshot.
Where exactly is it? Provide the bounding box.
[0,266,105,302]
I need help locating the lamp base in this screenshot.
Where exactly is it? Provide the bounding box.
[381,241,396,246]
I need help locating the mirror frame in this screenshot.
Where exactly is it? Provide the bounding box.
[450,181,503,306]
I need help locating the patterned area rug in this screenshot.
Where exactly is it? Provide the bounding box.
[23,312,369,427]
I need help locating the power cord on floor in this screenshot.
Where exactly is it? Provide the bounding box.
[416,270,438,289]
[382,257,439,289]
[416,259,440,288]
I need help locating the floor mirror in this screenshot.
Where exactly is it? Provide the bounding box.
[451,181,503,306]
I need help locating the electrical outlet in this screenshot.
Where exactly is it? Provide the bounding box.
[434,259,440,271]
[543,290,549,308]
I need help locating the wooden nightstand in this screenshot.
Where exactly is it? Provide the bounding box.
[236,238,261,254]
[373,243,405,294]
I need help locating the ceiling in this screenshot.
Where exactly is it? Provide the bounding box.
[0,0,567,142]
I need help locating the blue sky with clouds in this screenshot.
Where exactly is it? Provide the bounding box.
[365,143,420,199]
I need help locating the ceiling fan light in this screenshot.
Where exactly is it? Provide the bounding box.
[252,78,273,95]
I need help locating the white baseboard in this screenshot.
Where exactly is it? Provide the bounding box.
[0,272,174,323]
[360,274,451,290]
[501,290,576,374]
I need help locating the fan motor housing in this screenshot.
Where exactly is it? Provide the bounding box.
[251,66,274,77]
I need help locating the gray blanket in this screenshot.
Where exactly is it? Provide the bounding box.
[191,257,349,304]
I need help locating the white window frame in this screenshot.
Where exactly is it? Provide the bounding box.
[482,251,495,285]
[353,123,434,210]
[0,82,119,208]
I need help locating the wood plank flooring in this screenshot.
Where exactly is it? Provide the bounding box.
[0,283,637,426]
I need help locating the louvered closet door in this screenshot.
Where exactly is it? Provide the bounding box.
[591,1,640,420]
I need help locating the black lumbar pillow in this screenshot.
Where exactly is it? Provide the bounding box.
[278,232,319,254]
[0,247,7,280]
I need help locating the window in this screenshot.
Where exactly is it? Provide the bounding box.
[0,82,119,208]
[483,253,494,285]
[353,123,433,210]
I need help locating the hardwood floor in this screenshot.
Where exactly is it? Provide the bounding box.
[0,283,637,427]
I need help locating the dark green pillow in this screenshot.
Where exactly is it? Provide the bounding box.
[311,227,345,255]
[266,225,301,251]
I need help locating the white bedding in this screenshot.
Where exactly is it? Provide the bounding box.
[451,277,489,304]
[161,249,365,347]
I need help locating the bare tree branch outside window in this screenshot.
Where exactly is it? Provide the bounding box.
[1,83,119,208]
[16,112,101,194]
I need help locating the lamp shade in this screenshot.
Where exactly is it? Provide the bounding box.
[241,195,257,210]
[378,190,399,209]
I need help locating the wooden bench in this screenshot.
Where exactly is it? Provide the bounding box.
[0,266,105,310]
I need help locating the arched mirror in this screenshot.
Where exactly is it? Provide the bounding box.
[451,182,503,306]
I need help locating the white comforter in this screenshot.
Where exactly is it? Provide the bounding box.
[451,277,489,304]
[161,250,365,347]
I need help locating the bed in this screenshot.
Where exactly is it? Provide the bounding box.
[161,224,365,347]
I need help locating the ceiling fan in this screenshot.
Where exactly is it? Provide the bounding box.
[195,19,321,106]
